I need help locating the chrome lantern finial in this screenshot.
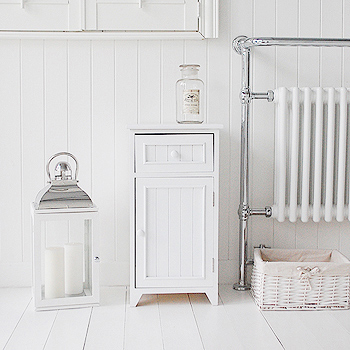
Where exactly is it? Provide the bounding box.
[34,152,93,210]
[54,161,72,180]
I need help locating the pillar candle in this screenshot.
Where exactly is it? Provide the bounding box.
[64,243,84,295]
[45,247,65,299]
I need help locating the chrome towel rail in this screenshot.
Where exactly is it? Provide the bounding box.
[232,35,350,291]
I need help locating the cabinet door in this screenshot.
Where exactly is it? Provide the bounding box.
[0,0,80,31]
[135,177,214,288]
[86,0,198,31]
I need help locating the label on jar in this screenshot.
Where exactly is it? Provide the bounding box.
[183,89,200,114]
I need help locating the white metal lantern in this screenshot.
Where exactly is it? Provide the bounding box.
[31,152,99,311]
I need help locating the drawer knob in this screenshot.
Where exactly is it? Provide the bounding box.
[170,150,180,159]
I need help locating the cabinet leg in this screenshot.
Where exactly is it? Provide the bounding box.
[129,289,142,307]
[206,289,219,306]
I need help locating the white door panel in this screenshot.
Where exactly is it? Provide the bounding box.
[135,177,214,288]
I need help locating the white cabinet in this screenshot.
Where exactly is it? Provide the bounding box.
[129,124,221,306]
[86,0,198,31]
[0,0,80,31]
[0,0,218,38]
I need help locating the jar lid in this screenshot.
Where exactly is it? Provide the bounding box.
[179,64,200,70]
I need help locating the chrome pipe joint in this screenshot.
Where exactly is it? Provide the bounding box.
[240,89,274,104]
[238,205,272,220]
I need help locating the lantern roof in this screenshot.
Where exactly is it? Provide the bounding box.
[34,152,94,210]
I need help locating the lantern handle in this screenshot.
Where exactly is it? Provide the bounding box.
[46,152,79,182]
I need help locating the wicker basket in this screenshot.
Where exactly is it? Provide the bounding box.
[251,248,350,310]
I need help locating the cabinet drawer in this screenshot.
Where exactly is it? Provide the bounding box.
[135,134,213,173]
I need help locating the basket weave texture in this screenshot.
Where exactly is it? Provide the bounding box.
[251,249,350,310]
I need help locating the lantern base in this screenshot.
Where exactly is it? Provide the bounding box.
[31,203,99,311]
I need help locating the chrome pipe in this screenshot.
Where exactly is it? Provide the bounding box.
[252,91,274,102]
[233,46,251,291]
[236,36,350,50]
[250,206,272,217]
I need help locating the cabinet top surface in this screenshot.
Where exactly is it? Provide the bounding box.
[127,124,223,131]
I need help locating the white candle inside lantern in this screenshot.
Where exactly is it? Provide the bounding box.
[64,243,84,295]
[45,247,65,299]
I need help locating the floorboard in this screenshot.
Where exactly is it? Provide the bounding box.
[84,287,126,350]
[189,293,247,350]
[44,307,92,350]
[292,311,350,350]
[219,285,283,350]
[4,299,57,350]
[3,286,350,350]
[158,294,204,350]
[328,309,350,334]
[123,293,163,350]
[261,310,325,350]
[0,288,32,349]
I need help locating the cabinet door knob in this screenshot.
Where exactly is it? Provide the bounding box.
[170,150,180,159]
[137,229,145,237]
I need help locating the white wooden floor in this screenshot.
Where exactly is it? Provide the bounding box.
[2,284,350,350]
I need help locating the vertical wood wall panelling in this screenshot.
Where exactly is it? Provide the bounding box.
[317,0,343,250]
[298,0,321,87]
[0,40,22,267]
[227,0,253,280]
[115,41,138,285]
[68,41,92,197]
[44,40,68,158]
[207,0,231,272]
[67,41,92,244]
[161,40,184,124]
[251,0,275,254]
[138,41,161,124]
[21,40,45,278]
[339,0,350,258]
[44,40,69,248]
[273,0,298,249]
[295,0,321,249]
[92,41,116,282]
[183,40,207,115]
[4,1,350,287]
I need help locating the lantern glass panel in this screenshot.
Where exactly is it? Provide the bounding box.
[39,218,93,300]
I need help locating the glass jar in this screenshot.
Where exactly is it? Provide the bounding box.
[176,64,204,124]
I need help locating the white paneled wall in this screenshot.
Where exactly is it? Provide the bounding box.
[250,0,350,262]
[2,0,350,286]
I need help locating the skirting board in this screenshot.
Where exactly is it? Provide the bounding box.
[0,261,130,287]
[0,260,237,287]
[0,263,32,287]
[99,261,130,286]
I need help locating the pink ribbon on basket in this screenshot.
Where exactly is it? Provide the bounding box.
[296,266,320,290]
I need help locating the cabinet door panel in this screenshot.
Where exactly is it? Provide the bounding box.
[87,0,198,31]
[0,0,80,30]
[136,177,214,288]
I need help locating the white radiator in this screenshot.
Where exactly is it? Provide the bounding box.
[273,87,350,223]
